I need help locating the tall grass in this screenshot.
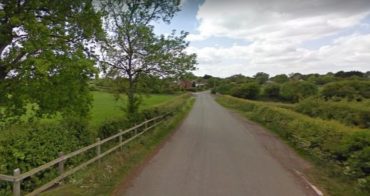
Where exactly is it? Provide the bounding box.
[216,95,370,195]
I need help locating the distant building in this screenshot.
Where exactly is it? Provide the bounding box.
[178,80,193,90]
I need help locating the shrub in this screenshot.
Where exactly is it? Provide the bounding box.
[0,93,192,195]
[216,95,370,192]
[262,83,281,99]
[296,98,370,128]
[0,122,92,193]
[280,81,318,102]
[215,83,237,95]
[321,80,370,100]
[231,83,260,99]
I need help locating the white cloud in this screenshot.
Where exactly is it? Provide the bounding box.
[188,0,370,77]
[190,33,370,77]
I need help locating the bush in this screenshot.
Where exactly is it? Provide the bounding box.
[215,83,237,95]
[231,83,260,99]
[321,80,370,100]
[0,93,192,195]
[296,98,370,128]
[0,121,92,193]
[216,95,370,192]
[262,83,281,99]
[280,81,318,102]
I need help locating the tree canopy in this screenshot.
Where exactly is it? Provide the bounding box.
[0,0,103,125]
[100,0,196,114]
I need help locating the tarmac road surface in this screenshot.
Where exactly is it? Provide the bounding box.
[120,92,315,196]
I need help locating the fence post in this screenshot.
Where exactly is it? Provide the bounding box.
[58,152,65,184]
[135,123,138,135]
[119,130,123,151]
[13,168,21,196]
[96,138,101,164]
[145,119,148,130]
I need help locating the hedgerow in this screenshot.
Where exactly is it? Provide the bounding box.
[0,93,192,195]
[216,95,370,192]
[296,98,370,128]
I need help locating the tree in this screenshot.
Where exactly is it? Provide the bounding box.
[334,71,365,78]
[262,83,281,99]
[226,74,253,84]
[203,74,212,79]
[270,74,289,83]
[254,72,269,84]
[0,0,103,125]
[280,81,318,102]
[321,80,370,100]
[231,82,260,99]
[101,0,196,115]
[289,73,303,80]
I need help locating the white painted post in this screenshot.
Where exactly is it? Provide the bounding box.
[13,168,21,196]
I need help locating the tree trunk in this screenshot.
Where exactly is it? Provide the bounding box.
[127,74,137,115]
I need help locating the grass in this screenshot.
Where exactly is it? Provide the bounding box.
[1,91,176,128]
[215,95,369,196]
[40,96,195,196]
[90,91,176,127]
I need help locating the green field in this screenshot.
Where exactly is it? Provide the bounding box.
[90,91,176,127]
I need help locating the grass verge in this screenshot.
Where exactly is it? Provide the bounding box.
[216,95,369,196]
[41,96,195,196]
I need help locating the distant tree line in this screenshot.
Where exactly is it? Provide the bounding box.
[211,70,370,103]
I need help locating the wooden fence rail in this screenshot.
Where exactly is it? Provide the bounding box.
[0,114,169,196]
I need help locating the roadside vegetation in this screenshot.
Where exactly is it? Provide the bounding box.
[0,0,196,195]
[41,95,195,196]
[212,70,370,195]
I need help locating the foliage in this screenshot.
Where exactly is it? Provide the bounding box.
[214,83,237,95]
[137,74,180,94]
[321,80,370,100]
[0,121,92,194]
[253,72,269,84]
[216,95,370,193]
[334,71,365,78]
[41,95,195,196]
[296,98,370,128]
[97,93,191,140]
[306,74,335,85]
[100,0,196,115]
[262,83,281,99]
[0,0,103,125]
[280,81,318,102]
[0,93,191,195]
[90,91,176,127]
[270,74,289,83]
[225,74,253,84]
[231,83,260,99]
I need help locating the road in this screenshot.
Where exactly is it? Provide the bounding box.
[118,92,316,196]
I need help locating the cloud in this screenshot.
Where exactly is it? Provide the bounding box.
[189,33,370,77]
[188,0,370,77]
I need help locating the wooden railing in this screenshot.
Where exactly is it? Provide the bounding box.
[0,114,169,196]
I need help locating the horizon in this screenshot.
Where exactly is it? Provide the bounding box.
[154,0,370,78]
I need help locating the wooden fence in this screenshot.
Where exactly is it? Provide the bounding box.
[0,114,169,196]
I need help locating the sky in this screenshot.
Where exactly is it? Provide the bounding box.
[153,0,370,78]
